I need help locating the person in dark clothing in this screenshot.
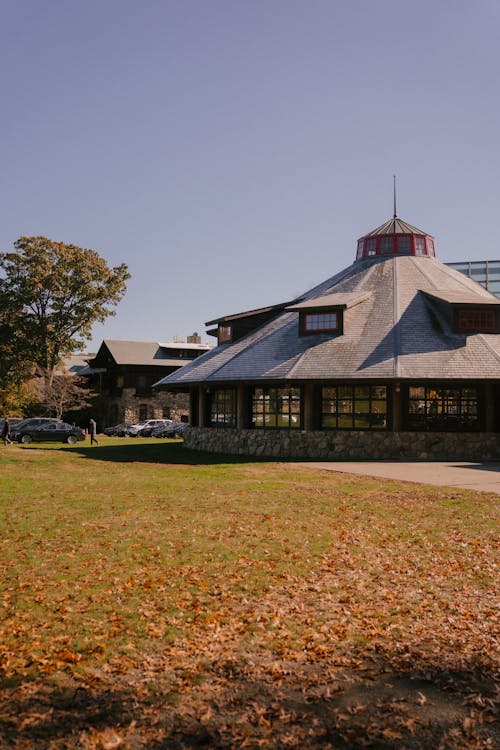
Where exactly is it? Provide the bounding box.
[2,419,12,446]
[89,418,99,445]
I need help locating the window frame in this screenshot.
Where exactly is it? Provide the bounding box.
[218,324,232,344]
[456,308,497,333]
[209,388,236,428]
[300,309,343,336]
[251,386,302,429]
[405,384,480,432]
[320,384,388,430]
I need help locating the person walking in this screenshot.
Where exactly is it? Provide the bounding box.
[89,418,99,445]
[2,418,12,446]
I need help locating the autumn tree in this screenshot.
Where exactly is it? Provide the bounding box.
[31,366,96,420]
[0,237,130,396]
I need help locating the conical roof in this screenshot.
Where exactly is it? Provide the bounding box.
[156,229,500,388]
[361,216,430,237]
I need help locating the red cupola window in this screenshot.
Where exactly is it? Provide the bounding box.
[355,218,436,263]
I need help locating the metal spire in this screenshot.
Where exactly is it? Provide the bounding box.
[393,174,397,219]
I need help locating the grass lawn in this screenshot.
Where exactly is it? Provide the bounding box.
[0,438,498,748]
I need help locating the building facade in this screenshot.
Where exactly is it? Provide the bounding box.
[446,260,500,298]
[84,337,211,428]
[156,217,500,460]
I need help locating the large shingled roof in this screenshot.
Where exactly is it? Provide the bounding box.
[156,249,500,389]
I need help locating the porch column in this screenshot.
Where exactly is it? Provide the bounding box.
[303,383,315,431]
[484,382,494,432]
[198,387,207,427]
[236,384,248,429]
[392,384,403,431]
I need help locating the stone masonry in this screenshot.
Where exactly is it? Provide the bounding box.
[183,427,500,461]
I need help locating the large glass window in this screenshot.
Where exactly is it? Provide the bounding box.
[252,387,301,429]
[209,389,236,427]
[321,385,387,430]
[406,386,479,431]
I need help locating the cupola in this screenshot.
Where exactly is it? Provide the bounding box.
[355,216,436,262]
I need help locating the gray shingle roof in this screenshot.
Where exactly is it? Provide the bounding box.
[156,255,500,388]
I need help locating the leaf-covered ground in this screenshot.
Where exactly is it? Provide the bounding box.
[0,439,498,748]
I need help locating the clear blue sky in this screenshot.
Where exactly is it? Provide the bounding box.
[1,0,499,350]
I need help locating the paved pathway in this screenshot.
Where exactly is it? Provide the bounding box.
[296,461,500,494]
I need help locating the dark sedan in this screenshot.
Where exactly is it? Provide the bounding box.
[151,422,188,438]
[19,421,86,444]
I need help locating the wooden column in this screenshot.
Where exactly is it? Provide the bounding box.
[198,387,207,427]
[236,384,248,429]
[484,382,494,432]
[392,384,403,431]
[303,383,315,431]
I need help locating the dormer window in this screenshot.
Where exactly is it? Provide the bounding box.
[457,309,496,332]
[303,311,339,333]
[218,324,232,344]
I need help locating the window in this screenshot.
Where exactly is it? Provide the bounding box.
[406,386,478,431]
[457,309,496,332]
[397,235,411,254]
[303,311,339,333]
[415,237,426,255]
[380,236,394,255]
[252,386,301,429]
[321,385,387,430]
[218,325,232,344]
[135,374,149,395]
[209,389,236,427]
[356,240,364,259]
[427,238,435,256]
[139,404,148,421]
[162,407,171,419]
[366,238,377,256]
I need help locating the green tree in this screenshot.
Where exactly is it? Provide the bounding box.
[0,236,130,374]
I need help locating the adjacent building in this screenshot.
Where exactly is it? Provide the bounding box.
[84,336,211,428]
[156,215,500,460]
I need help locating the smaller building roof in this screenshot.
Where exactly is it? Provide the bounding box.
[286,291,371,311]
[90,339,211,367]
[158,341,211,350]
[423,289,500,306]
[206,300,300,325]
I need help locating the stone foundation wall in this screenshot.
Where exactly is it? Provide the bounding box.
[183,427,500,461]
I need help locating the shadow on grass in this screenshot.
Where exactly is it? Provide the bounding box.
[1,653,497,749]
[63,440,279,466]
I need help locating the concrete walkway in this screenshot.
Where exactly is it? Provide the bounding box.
[296,460,500,494]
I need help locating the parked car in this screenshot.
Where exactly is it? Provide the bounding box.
[151,421,188,438]
[137,419,173,437]
[103,423,135,436]
[19,421,86,444]
[0,418,23,433]
[11,418,60,442]
[128,419,172,437]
